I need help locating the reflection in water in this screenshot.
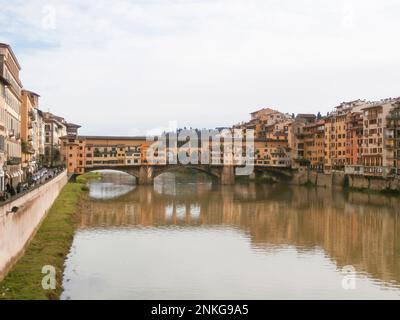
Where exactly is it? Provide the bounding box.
[153,172,212,196]
[62,172,400,299]
[88,171,136,200]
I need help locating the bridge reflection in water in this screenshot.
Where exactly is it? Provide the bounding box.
[63,171,400,299]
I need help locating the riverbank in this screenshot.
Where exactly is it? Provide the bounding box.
[0,172,100,300]
[291,169,400,194]
[0,172,68,282]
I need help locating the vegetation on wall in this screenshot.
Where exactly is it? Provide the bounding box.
[0,176,92,300]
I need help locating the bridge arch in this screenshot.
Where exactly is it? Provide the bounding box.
[82,167,140,181]
[79,165,292,185]
[152,165,220,181]
[253,167,293,181]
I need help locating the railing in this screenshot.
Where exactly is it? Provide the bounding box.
[0,168,66,204]
[7,157,22,165]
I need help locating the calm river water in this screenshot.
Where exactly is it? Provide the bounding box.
[61,171,400,300]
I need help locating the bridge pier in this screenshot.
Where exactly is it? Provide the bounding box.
[138,166,154,185]
[220,166,235,185]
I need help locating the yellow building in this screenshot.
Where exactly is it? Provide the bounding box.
[0,43,23,188]
[61,136,149,174]
[21,90,40,179]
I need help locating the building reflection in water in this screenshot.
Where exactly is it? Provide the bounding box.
[88,171,136,200]
[77,172,400,291]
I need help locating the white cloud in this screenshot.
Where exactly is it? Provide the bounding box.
[0,0,399,135]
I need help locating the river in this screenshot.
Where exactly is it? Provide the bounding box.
[61,171,400,300]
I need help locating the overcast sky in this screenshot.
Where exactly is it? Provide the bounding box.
[0,0,399,135]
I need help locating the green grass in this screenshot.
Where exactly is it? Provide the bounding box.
[76,171,101,184]
[0,182,85,300]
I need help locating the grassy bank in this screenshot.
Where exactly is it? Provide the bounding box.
[76,171,101,184]
[0,179,88,300]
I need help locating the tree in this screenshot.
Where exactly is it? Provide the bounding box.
[52,148,61,166]
[21,140,29,154]
[317,112,322,120]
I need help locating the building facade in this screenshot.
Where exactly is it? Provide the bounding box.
[324,100,367,171]
[287,114,316,168]
[345,111,363,167]
[0,43,23,189]
[361,99,400,176]
[386,101,400,174]
[61,136,149,174]
[303,120,325,171]
[43,113,68,167]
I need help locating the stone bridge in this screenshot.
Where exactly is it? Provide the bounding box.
[62,135,294,185]
[84,164,293,185]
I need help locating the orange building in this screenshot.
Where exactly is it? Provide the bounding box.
[303,120,325,171]
[345,112,363,166]
[235,107,292,141]
[21,90,42,177]
[61,136,150,174]
[324,100,367,171]
[287,114,317,168]
[254,138,291,167]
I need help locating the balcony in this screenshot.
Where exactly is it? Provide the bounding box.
[386,142,394,149]
[7,157,22,165]
[28,110,36,121]
[387,113,400,121]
